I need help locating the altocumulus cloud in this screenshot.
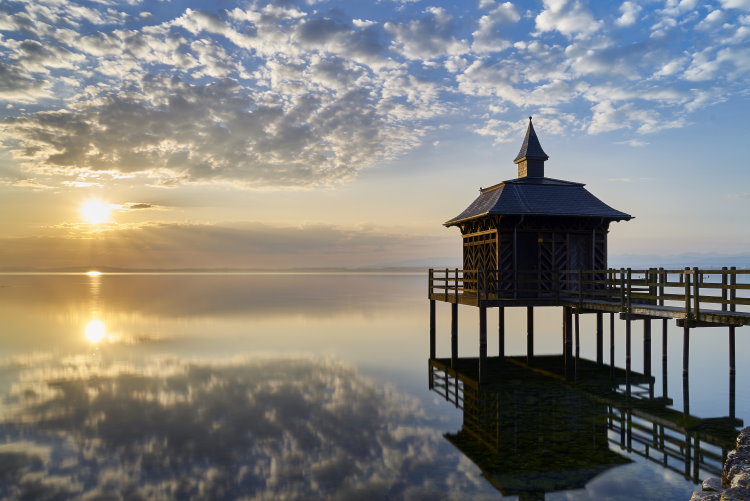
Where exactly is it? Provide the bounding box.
[0,0,749,188]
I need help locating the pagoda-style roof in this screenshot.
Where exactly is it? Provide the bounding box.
[445,176,632,226]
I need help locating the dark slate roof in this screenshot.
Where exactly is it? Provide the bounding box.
[514,117,548,162]
[445,177,632,225]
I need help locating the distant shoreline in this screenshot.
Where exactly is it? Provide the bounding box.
[0,266,430,275]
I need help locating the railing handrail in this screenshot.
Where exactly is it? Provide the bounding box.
[427,266,748,317]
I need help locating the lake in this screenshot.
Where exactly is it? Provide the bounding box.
[0,273,747,500]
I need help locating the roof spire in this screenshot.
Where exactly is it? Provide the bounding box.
[514,117,548,178]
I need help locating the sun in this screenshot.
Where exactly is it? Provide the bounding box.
[81,199,112,225]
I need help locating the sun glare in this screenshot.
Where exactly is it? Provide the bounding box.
[85,319,107,344]
[81,199,112,225]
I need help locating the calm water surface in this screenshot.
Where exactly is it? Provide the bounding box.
[0,273,747,500]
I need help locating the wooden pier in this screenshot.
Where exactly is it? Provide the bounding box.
[428,266,747,382]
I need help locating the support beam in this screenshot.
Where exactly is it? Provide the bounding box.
[643,319,651,377]
[682,371,690,415]
[563,307,573,379]
[610,313,615,378]
[575,313,581,379]
[596,312,603,365]
[626,317,631,396]
[620,313,661,321]
[662,319,668,398]
[527,306,534,364]
[429,300,436,360]
[729,326,736,373]
[498,307,505,357]
[451,303,458,369]
[479,306,487,384]
[676,319,738,328]
[730,368,736,420]
[682,326,690,375]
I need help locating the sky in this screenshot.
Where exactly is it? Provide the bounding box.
[1,0,749,270]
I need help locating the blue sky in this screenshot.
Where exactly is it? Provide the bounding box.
[0,0,749,269]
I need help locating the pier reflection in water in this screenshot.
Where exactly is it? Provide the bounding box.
[429,355,742,500]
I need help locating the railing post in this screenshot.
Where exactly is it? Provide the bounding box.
[454,268,459,302]
[692,267,700,320]
[578,269,583,305]
[684,267,691,320]
[626,268,632,312]
[620,268,626,310]
[730,267,737,374]
[445,268,448,302]
[648,268,656,305]
[658,267,665,307]
[428,268,433,298]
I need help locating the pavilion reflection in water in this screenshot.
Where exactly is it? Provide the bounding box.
[429,355,742,501]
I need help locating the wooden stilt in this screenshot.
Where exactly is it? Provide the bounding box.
[626,317,631,396]
[643,319,651,377]
[527,306,534,364]
[479,306,487,384]
[564,307,573,378]
[730,367,736,420]
[682,326,689,375]
[682,371,690,415]
[429,300,436,360]
[662,319,668,398]
[596,312,603,365]
[451,303,458,368]
[498,307,505,357]
[610,312,615,378]
[575,312,581,379]
[729,326,736,373]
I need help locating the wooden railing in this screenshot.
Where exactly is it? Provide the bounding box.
[428,267,750,316]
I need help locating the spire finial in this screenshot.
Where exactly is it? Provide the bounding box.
[514,117,548,178]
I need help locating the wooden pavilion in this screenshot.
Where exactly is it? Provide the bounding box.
[444,117,632,298]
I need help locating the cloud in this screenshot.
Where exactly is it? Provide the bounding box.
[535,0,602,38]
[615,1,642,27]
[1,74,426,188]
[471,1,521,53]
[119,202,159,210]
[719,0,750,10]
[696,9,729,31]
[385,7,469,59]
[0,62,51,102]
[588,101,686,134]
[615,139,649,147]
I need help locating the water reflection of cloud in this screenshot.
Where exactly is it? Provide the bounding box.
[0,356,498,500]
